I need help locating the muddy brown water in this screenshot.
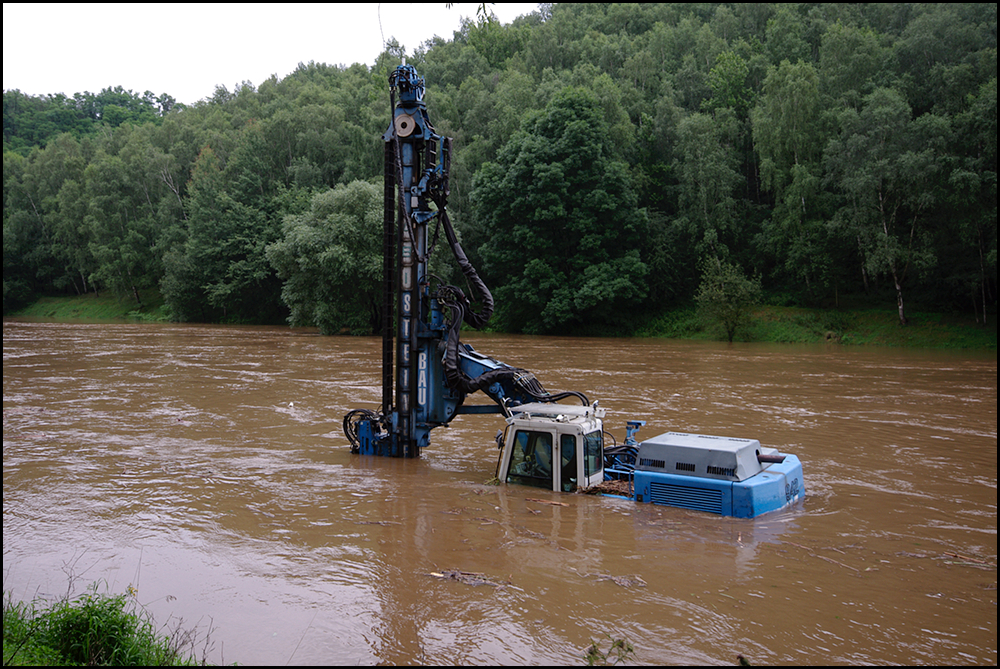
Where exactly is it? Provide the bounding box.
[3,320,996,665]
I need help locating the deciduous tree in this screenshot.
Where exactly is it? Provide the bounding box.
[267,180,383,334]
[695,256,762,342]
[473,87,648,334]
[824,87,949,325]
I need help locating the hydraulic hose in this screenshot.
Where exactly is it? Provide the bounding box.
[436,205,494,330]
[438,285,588,407]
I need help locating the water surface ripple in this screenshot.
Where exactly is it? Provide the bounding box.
[3,321,996,665]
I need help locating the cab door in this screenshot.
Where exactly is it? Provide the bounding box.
[560,432,579,492]
[582,429,604,487]
[504,429,556,490]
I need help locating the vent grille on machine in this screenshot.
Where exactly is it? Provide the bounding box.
[649,482,723,514]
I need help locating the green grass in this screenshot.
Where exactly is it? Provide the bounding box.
[633,308,703,339]
[637,305,996,349]
[10,289,169,323]
[9,291,996,350]
[3,585,206,666]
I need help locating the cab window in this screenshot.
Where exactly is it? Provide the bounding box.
[506,430,554,490]
[584,430,603,478]
[560,433,578,492]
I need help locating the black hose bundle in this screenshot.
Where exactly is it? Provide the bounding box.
[437,284,588,407]
[343,408,388,454]
[438,209,493,329]
[602,444,639,471]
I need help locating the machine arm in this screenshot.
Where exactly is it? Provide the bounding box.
[438,283,588,413]
[343,63,586,457]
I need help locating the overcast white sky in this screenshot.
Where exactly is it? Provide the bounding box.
[3,3,540,105]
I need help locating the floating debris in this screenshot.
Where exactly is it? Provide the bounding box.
[896,551,930,559]
[428,569,509,588]
[942,552,996,569]
[525,498,568,507]
[580,480,632,496]
[515,526,546,540]
[596,573,647,588]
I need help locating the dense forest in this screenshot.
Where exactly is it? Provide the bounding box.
[4,3,996,334]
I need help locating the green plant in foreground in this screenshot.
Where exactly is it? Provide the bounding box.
[584,633,635,666]
[2,597,63,666]
[3,584,204,666]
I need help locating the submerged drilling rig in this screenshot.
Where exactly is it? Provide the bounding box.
[342,64,804,518]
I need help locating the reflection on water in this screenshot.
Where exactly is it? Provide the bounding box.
[3,321,996,665]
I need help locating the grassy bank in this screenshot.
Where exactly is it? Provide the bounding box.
[752,306,997,348]
[636,305,996,349]
[3,586,207,666]
[9,289,169,323]
[8,292,996,349]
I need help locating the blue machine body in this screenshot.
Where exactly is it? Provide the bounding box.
[633,454,804,518]
[606,427,805,517]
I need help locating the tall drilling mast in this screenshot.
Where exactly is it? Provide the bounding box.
[344,63,582,458]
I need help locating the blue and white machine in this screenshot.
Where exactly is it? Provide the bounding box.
[617,427,804,518]
[493,404,805,517]
[343,64,805,518]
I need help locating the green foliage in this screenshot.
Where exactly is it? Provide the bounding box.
[674,111,741,259]
[3,3,997,329]
[752,59,835,297]
[3,87,173,156]
[824,86,949,325]
[161,128,291,325]
[3,586,199,666]
[267,180,383,334]
[473,87,648,334]
[696,257,763,342]
[705,51,753,115]
[818,22,888,108]
[584,633,635,666]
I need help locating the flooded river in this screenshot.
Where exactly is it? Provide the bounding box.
[3,320,996,665]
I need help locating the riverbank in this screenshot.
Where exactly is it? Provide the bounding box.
[637,305,997,349]
[8,292,996,349]
[10,290,170,323]
[3,587,206,666]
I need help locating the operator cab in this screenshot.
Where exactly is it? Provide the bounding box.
[497,402,606,492]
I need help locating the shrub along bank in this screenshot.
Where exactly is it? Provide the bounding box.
[8,291,996,350]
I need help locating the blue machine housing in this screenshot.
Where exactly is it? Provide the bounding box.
[613,429,805,518]
[633,454,804,518]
